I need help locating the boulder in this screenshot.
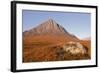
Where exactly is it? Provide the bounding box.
[63,41,87,55]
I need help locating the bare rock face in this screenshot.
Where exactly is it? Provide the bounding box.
[23,18,79,41]
[35,19,68,34]
[63,41,87,55]
[24,19,69,35]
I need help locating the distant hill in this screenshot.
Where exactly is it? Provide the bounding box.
[82,37,91,40]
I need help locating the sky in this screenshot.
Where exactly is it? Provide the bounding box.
[22,10,91,39]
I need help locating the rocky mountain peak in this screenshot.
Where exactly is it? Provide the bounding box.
[23,18,79,41]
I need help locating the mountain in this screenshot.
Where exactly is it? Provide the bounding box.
[23,19,90,62]
[23,18,79,41]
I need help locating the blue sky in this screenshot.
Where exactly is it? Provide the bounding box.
[22,10,91,39]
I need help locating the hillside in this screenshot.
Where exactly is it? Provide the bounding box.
[23,19,91,62]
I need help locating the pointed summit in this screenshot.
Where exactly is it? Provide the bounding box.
[45,18,58,26]
[46,18,55,23]
[23,18,79,41]
[38,18,58,31]
[24,18,68,35]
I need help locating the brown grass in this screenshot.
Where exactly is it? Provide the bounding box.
[23,35,91,63]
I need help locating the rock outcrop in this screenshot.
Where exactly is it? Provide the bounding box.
[63,41,87,55]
